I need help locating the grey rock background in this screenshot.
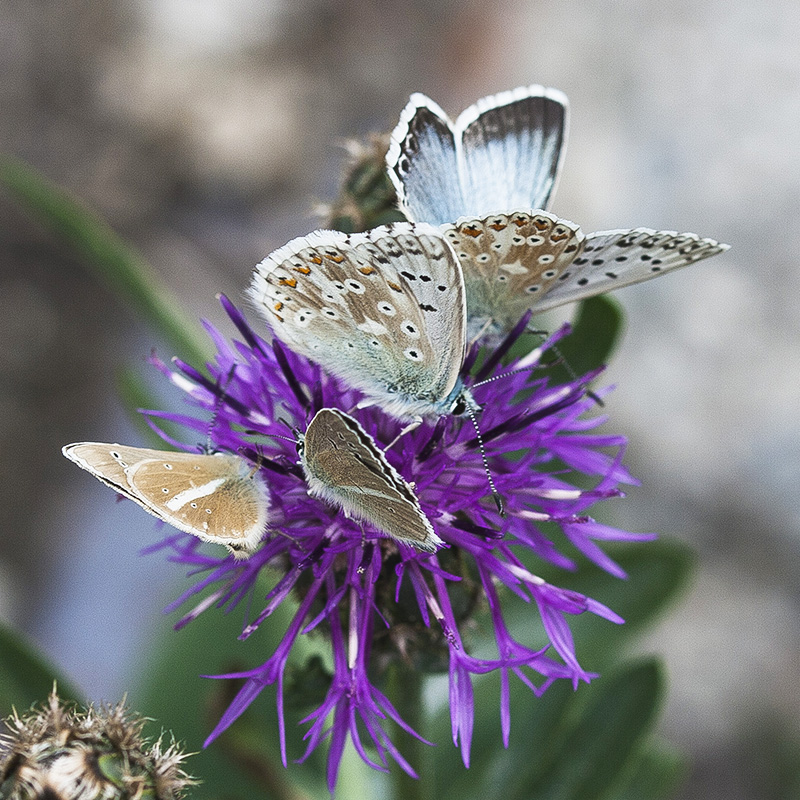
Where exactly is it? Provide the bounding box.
[1,1,797,797]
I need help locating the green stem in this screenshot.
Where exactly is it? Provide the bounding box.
[0,154,209,367]
[387,665,427,800]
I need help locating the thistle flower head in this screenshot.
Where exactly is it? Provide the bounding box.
[140,296,655,791]
[0,690,194,800]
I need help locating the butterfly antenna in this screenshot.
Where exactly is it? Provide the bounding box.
[464,403,505,516]
[206,365,238,451]
[546,340,604,407]
[526,329,604,407]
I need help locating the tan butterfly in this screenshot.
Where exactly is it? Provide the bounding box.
[297,409,442,553]
[62,443,269,558]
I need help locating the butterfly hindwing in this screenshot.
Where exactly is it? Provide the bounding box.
[300,409,442,552]
[443,210,585,334]
[126,453,268,551]
[62,443,269,557]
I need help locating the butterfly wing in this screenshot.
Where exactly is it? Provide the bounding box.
[442,211,585,335]
[387,86,568,224]
[386,94,465,225]
[301,409,442,552]
[455,85,569,217]
[62,442,171,506]
[528,228,730,314]
[248,223,466,420]
[63,443,268,557]
[126,452,268,556]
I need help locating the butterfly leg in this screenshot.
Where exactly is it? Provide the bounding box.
[384,416,423,450]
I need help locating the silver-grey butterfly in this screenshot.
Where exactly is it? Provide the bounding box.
[443,211,730,336]
[297,408,442,552]
[247,222,472,423]
[386,85,569,225]
[62,443,269,558]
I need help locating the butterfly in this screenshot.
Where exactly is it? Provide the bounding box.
[386,85,569,225]
[247,222,470,423]
[297,408,442,552]
[62,443,269,558]
[442,210,729,336]
[387,87,729,336]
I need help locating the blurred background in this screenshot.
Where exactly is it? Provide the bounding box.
[1,1,798,798]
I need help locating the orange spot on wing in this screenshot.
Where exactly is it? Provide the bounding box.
[386,281,403,292]
[489,222,507,231]
[310,255,323,264]
[462,225,482,238]
[274,301,284,311]
[293,265,311,274]
[326,253,345,263]
[358,266,376,275]
[278,277,298,287]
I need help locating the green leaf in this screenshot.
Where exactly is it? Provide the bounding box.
[130,575,329,800]
[0,621,83,717]
[518,538,695,666]
[0,154,208,367]
[519,658,665,800]
[614,738,686,800]
[542,295,624,386]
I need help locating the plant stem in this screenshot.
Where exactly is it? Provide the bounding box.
[387,665,427,800]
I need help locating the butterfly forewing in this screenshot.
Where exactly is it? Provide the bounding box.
[386,94,466,226]
[456,86,569,218]
[62,443,149,505]
[443,211,585,334]
[248,223,467,420]
[300,409,442,552]
[387,86,569,224]
[528,228,730,314]
[62,443,269,557]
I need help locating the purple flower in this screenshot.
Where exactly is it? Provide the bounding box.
[143,296,655,792]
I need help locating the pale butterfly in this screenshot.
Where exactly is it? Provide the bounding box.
[247,222,503,511]
[442,210,730,336]
[297,408,442,552]
[62,443,269,558]
[247,222,469,423]
[387,88,728,337]
[386,85,569,225]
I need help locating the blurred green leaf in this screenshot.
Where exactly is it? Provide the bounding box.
[130,575,329,800]
[0,154,208,367]
[0,621,83,717]
[115,368,184,447]
[522,658,665,800]
[555,295,624,377]
[614,738,686,800]
[534,539,695,664]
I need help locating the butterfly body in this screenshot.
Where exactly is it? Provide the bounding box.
[298,409,442,552]
[248,223,470,421]
[62,443,269,558]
